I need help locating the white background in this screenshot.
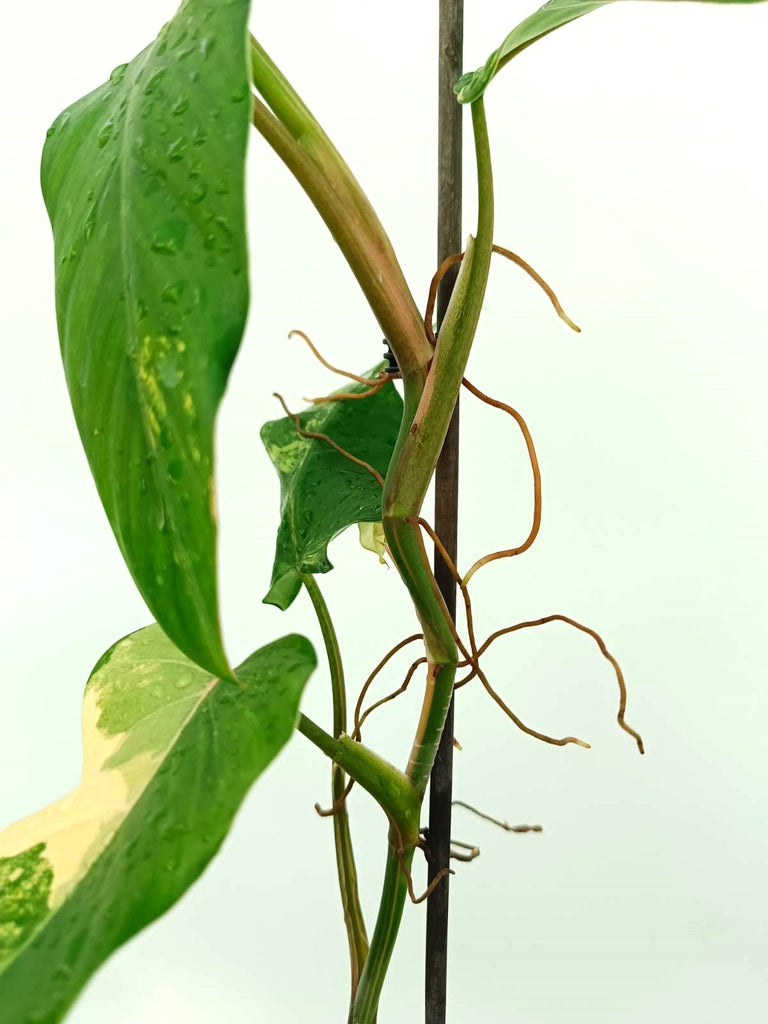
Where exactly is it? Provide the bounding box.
[2,1,767,1021]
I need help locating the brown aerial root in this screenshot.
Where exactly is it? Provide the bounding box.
[453,800,542,834]
[289,328,396,405]
[273,393,385,488]
[354,656,427,742]
[304,380,389,405]
[314,777,355,818]
[289,329,382,385]
[409,516,591,751]
[475,657,591,750]
[449,840,481,863]
[408,516,480,668]
[351,634,424,742]
[460,377,542,582]
[424,244,581,347]
[473,615,644,755]
[396,842,454,905]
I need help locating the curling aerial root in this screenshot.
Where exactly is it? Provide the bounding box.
[424,244,581,347]
[352,634,424,742]
[289,329,383,385]
[396,844,453,905]
[452,800,542,834]
[407,516,479,668]
[476,615,644,755]
[460,377,542,581]
[273,393,385,488]
[315,777,355,818]
[354,657,427,741]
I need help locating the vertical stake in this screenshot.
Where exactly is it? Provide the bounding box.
[426,2,463,1022]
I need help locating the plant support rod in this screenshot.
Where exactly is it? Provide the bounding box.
[426,2,464,1022]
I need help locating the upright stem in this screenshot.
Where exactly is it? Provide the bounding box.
[302,575,368,1014]
[426,3,464,1019]
[353,98,494,1024]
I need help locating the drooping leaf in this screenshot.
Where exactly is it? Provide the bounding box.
[41,0,253,678]
[261,365,402,610]
[456,0,767,103]
[0,625,315,1023]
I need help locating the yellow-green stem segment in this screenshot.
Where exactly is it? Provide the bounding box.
[302,575,369,1011]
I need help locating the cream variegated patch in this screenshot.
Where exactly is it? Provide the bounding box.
[0,626,215,909]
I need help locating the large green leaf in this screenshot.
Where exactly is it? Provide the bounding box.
[456,0,767,103]
[41,0,253,678]
[0,625,315,1023]
[261,365,403,610]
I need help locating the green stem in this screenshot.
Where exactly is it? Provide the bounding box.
[350,843,413,1024]
[352,97,495,1024]
[297,715,420,847]
[302,575,369,1010]
[249,37,432,397]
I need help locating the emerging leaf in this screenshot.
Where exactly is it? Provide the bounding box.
[456,0,767,103]
[0,625,316,1023]
[359,521,388,564]
[41,0,253,677]
[261,365,402,610]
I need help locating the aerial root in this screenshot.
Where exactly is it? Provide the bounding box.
[352,634,424,742]
[407,516,589,750]
[354,656,427,741]
[314,777,355,818]
[408,516,479,667]
[453,800,542,834]
[304,379,388,405]
[290,328,397,404]
[273,393,384,488]
[449,840,481,862]
[475,615,644,755]
[476,657,591,750]
[424,244,581,347]
[396,843,454,905]
[289,329,382,385]
[459,377,542,582]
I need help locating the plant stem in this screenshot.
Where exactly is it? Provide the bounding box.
[302,575,368,1012]
[297,715,420,846]
[350,842,413,1024]
[353,96,495,1024]
[248,37,432,398]
[384,97,494,791]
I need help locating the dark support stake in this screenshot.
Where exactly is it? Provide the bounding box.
[426,2,463,1022]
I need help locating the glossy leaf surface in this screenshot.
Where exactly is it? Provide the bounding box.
[41,0,253,677]
[0,625,315,1023]
[456,0,766,103]
[261,366,403,610]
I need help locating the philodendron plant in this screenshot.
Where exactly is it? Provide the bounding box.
[0,1,763,1022]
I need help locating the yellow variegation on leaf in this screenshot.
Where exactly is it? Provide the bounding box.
[0,624,316,1024]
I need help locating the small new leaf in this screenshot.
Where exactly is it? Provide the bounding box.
[41,0,253,677]
[456,0,767,103]
[261,365,403,610]
[0,625,316,1023]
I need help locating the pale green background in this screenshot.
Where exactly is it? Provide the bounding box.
[1,1,767,1021]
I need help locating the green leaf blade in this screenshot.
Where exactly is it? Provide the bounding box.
[456,0,767,103]
[261,366,403,610]
[41,0,253,677]
[0,625,315,1023]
